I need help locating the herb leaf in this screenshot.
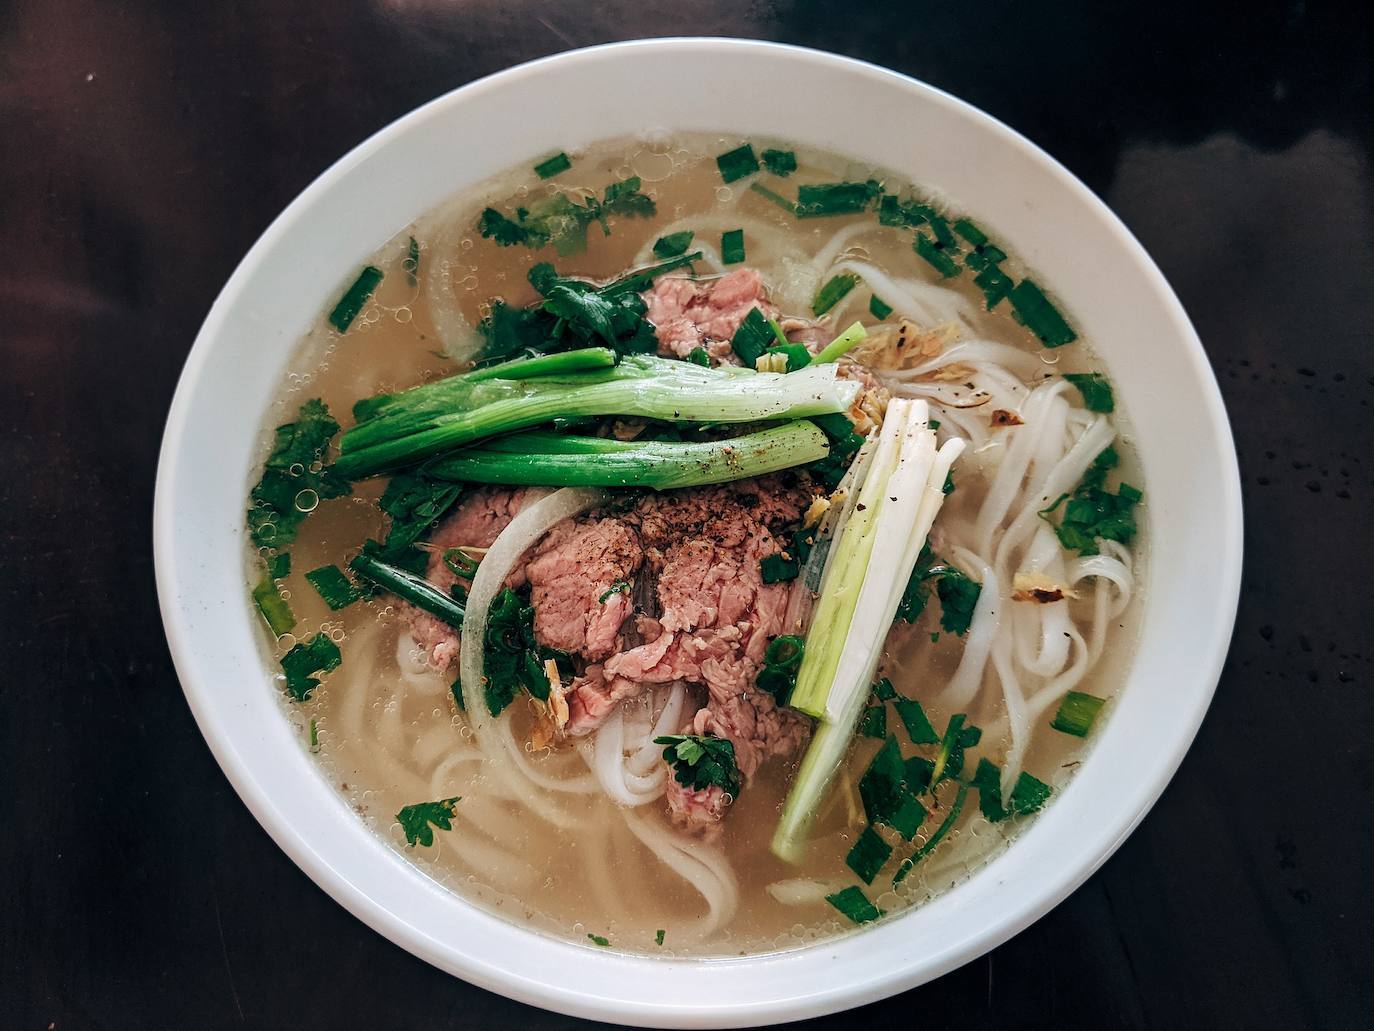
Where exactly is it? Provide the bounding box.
[396,796,460,847]
[971,758,1053,822]
[1051,691,1106,737]
[896,544,982,634]
[653,230,695,259]
[252,562,296,636]
[654,734,742,796]
[721,228,745,265]
[812,272,859,316]
[796,180,880,218]
[756,634,805,705]
[892,697,940,745]
[1040,446,1142,556]
[868,294,893,320]
[1009,279,1077,347]
[483,587,560,714]
[280,633,342,702]
[247,399,351,549]
[533,151,572,179]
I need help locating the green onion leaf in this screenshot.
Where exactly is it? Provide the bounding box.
[280,633,341,702]
[687,346,711,367]
[892,783,968,884]
[892,697,940,745]
[1051,691,1106,737]
[587,933,611,948]
[812,273,860,316]
[328,265,383,332]
[305,564,363,611]
[952,218,988,246]
[845,827,893,884]
[973,264,1014,309]
[914,233,959,278]
[868,294,893,320]
[349,552,465,629]
[1063,372,1115,413]
[748,182,798,214]
[927,714,966,787]
[652,230,695,259]
[886,793,928,841]
[873,677,896,702]
[598,580,631,603]
[756,635,805,705]
[252,566,296,637]
[971,758,1053,822]
[860,706,887,739]
[716,144,760,183]
[1009,279,1077,347]
[396,796,460,847]
[655,929,665,946]
[796,180,881,218]
[730,306,775,367]
[877,194,936,228]
[721,228,746,265]
[826,885,883,925]
[533,151,572,179]
[760,552,800,584]
[858,735,907,824]
[761,149,797,176]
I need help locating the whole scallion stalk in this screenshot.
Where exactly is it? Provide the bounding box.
[335,355,858,480]
[424,422,830,490]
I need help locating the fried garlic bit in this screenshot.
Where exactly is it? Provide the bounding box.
[990,409,1024,427]
[802,493,832,529]
[1011,571,1079,604]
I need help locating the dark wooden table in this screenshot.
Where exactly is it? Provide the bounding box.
[3,4,1370,1029]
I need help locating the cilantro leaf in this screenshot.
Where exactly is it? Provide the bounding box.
[483,587,560,714]
[896,544,982,634]
[1040,446,1142,556]
[280,633,341,701]
[247,399,351,548]
[476,177,656,255]
[305,564,363,611]
[654,734,742,797]
[396,796,460,847]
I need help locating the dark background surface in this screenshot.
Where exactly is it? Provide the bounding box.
[2,3,1371,1029]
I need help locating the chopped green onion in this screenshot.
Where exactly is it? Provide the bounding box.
[873,677,896,701]
[652,230,695,259]
[1051,691,1106,737]
[914,233,959,278]
[813,322,868,364]
[892,783,968,884]
[533,151,572,179]
[761,148,797,176]
[655,929,665,946]
[687,346,711,367]
[716,144,760,183]
[892,697,939,745]
[766,343,811,373]
[926,214,958,251]
[877,194,936,227]
[721,228,745,265]
[756,635,805,704]
[280,633,341,701]
[973,264,1014,309]
[748,182,798,214]
[252,565,296,636]
[826,885,883,925]
[305,564,363,610]
[868,294,893,320]
[308,717,320,752]
[845,826,893,884]
[812,273,859,316]
[952,218,988,246]
[971,758,1053,822]
[796,180,881,218]
[598,580,631,603]
[349,552,464,628]
[1009,279,1077,347]
[586,933,611,948]
[1063,372,1115,412]
[886,793,928,840]
[858,736,908,824]
[927,714,966,787]
[328,265,383,332]
[761,552,800,584]
[730,306,775,367]
[860,706,887,739]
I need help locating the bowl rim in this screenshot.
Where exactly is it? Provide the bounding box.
[153,37,1242,1027]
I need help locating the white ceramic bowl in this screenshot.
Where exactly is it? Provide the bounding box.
[154,38,1241,1028]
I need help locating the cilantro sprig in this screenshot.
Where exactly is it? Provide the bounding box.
[247,399,350,549]
[654,734,742,797]
[477,175,656,255]
[396,796,460,847]
[1039,446,1142,556]
[896,543,982,634]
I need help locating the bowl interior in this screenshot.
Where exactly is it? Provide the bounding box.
[154,39,1241,1028]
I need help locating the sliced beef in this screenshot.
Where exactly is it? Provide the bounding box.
[642,269,776,362]
[524,517,643,661]
[408,486,525,670]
